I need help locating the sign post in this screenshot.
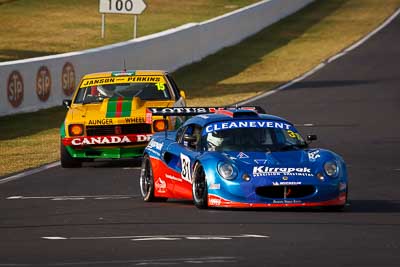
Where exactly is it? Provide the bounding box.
[134,15,137,39]
[99,0,147,39]
[101,14,105,38]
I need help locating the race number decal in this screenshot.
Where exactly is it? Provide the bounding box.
[180,153,191,183]
[287,130,301,140]
[155,83,165,90]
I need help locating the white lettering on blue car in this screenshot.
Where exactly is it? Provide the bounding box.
[308,150,321,162]
[253,167,313,177]
[272,181,302,186]
[204,120,291,133]
[148,139,164,151]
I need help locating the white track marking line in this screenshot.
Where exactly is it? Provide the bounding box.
[0,256,237,266]
[6,194,139,200]
[42,234,270,241]
[0,162,140,185]
[238,8,400,106]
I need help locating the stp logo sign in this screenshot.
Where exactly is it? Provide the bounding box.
[7,70,24,108]
[62,62,75,96]
[36,66,51,101]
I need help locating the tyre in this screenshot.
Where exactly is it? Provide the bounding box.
[192,163,208,209]
[60,141,82,168]
[140,155,167,202]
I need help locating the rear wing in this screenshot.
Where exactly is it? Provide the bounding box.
[146,106,265,117]
[145,106,266,131]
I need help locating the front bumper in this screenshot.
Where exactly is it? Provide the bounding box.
[61,133,152,159]
[65,145,145,159]
[207,178,347,208]
[208,192,347,208]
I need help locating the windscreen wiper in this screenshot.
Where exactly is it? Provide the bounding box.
[279,144,307,151]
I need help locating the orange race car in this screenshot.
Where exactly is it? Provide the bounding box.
[60,70,186,168]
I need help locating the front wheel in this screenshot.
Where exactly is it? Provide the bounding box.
[192,163,208,209]
[60,141,82,168]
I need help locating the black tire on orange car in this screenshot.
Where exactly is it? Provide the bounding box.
[60,141,82,168]
[192,163,208,209]
[140,155,167,202]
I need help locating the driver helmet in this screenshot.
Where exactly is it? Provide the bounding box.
[207,131,225,148]
[97,85,113,97]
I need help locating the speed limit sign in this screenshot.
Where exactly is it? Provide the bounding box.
[99,0,146,15]
[99,0,146,39]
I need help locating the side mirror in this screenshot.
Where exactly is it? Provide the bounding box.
[63,99,72,108]
[307,134,318,142]
[183,134,197,143]
[180,90,186,99]
[183,134,198,148]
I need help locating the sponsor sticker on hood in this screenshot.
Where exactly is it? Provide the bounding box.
[308,149,321,162]
[253,166,313,177]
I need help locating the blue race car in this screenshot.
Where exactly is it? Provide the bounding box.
[140,107,348,209]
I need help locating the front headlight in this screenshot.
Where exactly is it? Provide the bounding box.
[217,162,237,180]
[324,160,339,178]
[68,124,84,136]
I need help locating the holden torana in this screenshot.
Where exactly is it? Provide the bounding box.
[60,70,186,168]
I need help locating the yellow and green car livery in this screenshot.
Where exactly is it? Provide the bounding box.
[60,70,186,168]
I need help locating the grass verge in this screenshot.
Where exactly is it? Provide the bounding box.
[1,0,400,177]
[0,0,259,62]
[178,0,400,106]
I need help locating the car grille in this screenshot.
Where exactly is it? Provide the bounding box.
[255,185,315,199]
[86,124,152,136]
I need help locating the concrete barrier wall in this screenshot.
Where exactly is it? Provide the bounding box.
[0,0,313,116]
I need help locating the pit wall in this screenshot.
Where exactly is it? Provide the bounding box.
[0,0,313,116]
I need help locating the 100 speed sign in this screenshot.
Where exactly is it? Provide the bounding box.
[99,0,146,15]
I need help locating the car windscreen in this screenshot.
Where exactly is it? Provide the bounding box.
[202,120,307,152]
[74,75,171,104]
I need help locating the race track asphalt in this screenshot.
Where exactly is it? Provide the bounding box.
[1,11,399,267]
